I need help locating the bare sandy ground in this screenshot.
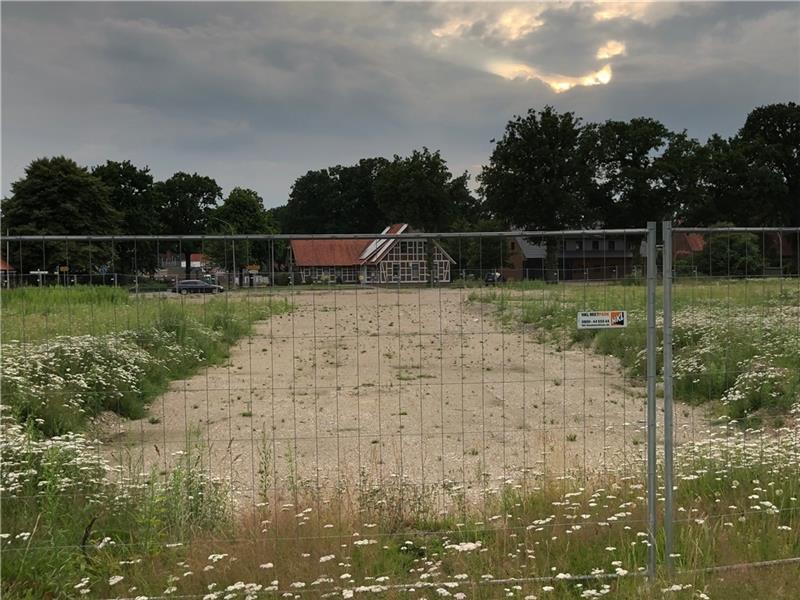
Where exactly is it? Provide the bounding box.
[103,288,704,502]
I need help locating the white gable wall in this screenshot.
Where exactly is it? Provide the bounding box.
[376,240,451,283]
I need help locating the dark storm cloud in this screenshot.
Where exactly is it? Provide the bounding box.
[2,2,798,205]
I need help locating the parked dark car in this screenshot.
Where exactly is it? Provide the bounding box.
[171,279,224,294]
[484,272,504,286]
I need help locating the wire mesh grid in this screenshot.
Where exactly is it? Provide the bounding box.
[1,226,798,598]
[664,226,800,576]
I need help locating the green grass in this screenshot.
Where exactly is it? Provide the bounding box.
[1,285,289,342]
[0,423,231,599]
[470,278,800,423]
[1,286,291,435]
[3,425,798,599]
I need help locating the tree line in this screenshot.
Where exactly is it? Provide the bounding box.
[2,102,797,275]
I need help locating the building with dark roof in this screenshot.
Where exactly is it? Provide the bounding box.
[503,234,647,281]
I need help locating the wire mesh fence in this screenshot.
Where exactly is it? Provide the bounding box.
[663,225,800,577]
[1,225,798,598]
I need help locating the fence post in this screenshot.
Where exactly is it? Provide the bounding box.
[646,221,658,581]
[662,221,675,573]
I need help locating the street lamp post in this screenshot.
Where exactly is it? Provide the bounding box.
[209,216,237,288]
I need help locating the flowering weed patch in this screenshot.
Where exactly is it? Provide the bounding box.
[1,288,291,434]
[3,420,797,599]
[471,279,800,424]
[0,418,231,598]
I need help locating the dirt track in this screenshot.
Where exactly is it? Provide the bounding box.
[103,288,701,502]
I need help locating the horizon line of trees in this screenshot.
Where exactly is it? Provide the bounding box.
[2,102,797,274]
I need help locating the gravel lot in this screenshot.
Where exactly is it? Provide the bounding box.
[104,287,702,503]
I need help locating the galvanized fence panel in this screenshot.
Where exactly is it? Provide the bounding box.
[1,224,743,598]
[663,225,800,578]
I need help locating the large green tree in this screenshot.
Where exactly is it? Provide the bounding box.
[680,134,782,226]
[92,160,160,274]
[155,172,222,278]
[681,103,799,227]
[283,168,342,233]
[330,158,390,232]
[374,148,476,232]
[479,106,591,276]
[652,131,707,224]
[283,158,389,234]
[739,102,800,226]
[582,117,673,227]
[266,204,289,233]
[480,106,590,230]
[283,152,477,234]
[1,156,120,275]
[207,187,277,278]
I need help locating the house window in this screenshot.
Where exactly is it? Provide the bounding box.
[592,240,600,251]
[392,264,400,281]
[575,240,583,251]
[412,263,420,280]
[608,240,616,251]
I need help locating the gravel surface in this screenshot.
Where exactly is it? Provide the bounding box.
[104,287,704,503]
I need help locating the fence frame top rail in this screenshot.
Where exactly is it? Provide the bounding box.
[672,227,800,233]
[0,228,649,242]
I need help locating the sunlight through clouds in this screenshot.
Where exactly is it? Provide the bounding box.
[596,40,626,59]
[431,6,546,43]
[487,62,613,93]
[428,4,623,94]
[593,2,651,22]
[592,1,692,24]
[494,7,545,40]
[3,1,796,200]
[431,17,473,40]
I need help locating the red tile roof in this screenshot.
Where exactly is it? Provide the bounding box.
[0,259,15,271]
[673,233,706,257]
[289,224,455,267]
[290,239,372,267]
[686,233,705,252]
[386,223,405,235]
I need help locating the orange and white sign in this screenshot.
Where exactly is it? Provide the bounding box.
[577,310,627,329]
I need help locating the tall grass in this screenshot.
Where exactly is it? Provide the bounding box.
[1,285,287,342]
[470,278,800,424]
[0,420,231,599]
[1,286,291,435]
[3,421,797,599]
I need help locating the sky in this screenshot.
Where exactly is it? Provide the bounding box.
[2,1,799,207]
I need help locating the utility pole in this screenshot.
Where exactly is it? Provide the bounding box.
[4,229,9,288]
[210,216,237,288]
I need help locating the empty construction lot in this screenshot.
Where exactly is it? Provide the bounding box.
[104,287,701,502]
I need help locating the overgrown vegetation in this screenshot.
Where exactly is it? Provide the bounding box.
[0,420,231,598]
[470,278,800,426]
[1,283,798,598]
[2,419,798,599]
[1,286,291,435]
[0,285,290,597]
